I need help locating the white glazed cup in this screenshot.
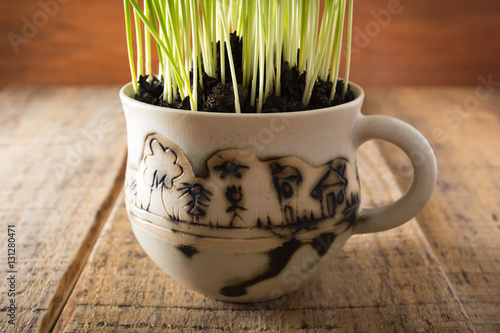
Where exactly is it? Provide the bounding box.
[120,82,437,302]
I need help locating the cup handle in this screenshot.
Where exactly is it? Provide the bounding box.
[353,115,437,234]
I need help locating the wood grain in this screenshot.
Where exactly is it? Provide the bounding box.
[0,1,499,88]
[0,86,127,332]
[53,141,473,332]
[363,86,500,332]
[1,86,498,332]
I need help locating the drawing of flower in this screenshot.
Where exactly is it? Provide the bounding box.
[214,160,249,179]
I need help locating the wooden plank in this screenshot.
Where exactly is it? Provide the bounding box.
[1,1,500,88]
[0,86,127,332]
[363,86,500,332]
[54,141,474,332]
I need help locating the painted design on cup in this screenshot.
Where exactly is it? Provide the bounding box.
[125,133,360,234]
[144,139,184,189]
[178,182,213,217]
[219,231,337,298]
[123,133,362,299]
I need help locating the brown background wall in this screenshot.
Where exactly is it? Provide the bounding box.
[1,0,499,89]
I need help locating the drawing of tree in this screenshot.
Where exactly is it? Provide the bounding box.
[143,139,184,190]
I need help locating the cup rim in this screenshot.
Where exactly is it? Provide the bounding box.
[119,80,364,117]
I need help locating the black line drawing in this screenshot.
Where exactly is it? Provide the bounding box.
[144,139,184,190]
[135,133,361,233]
[225,185,247,226]
[127,179,138,201]
[270,163,303,225]
[214,160,249,179]
[310,162,348,218]
[178,183,213,217]
[219,232,337,298]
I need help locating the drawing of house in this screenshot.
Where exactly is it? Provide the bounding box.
[310,163,348,218]
[270,163,302,225]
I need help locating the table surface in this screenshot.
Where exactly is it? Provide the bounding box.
[0,85,498,332]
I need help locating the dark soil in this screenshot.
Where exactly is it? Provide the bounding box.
[134,32,355,113]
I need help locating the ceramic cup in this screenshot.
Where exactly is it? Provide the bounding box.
[120,82,437,302]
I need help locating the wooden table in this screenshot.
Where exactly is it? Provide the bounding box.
[0,85,498,332]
